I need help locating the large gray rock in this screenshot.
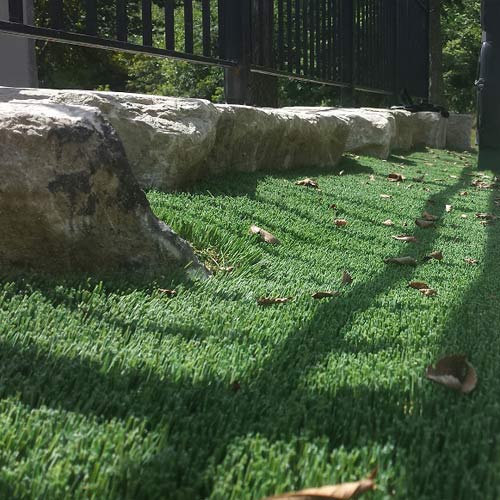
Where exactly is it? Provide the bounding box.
[411,111,448,149]
[210,105,350,173]
[446,113,474,151]
[334,108,397,158]
[0,101,206,276]
[0,87,219,190]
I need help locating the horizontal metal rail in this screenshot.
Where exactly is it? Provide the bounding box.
[0,20,238,69]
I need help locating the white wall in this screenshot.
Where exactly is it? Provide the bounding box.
[0,0,38,87]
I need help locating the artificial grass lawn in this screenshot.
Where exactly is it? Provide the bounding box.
[0,148,498,499]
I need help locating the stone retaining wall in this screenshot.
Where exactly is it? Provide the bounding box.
[0,86,474,275]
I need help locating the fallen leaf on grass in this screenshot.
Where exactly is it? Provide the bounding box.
[339,170,345,176]
[472,179,494,189]
[388,173,405,182]
[464,257,478,265]
[445,205,452,213]
[342,271,353,284]
[330,204,337,210]
[250,225,280,245]
[475,213,496,220]
[312,291,340,299]
[334,219,348,227]
[415,219,434,228]
[296,178,319,189]
[382,219,394,226]
[264,469,377,500]
[459,191,468,196]
[461,214,468,219]
[384,256,417,265]
[392,234,418,243]
[422,211,438,221]
[426,355,477,394]
[419,288,437,296]
[369,174,376,182]
[424,250,443,261]
[380,194,392,199]
[230,381,241,392]
[257,297,292,306]
[158,288,177,297]
[450,174,458,179]
[409,281,429,290]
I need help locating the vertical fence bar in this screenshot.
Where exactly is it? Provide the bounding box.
[328,0,333,80]
[48,0,63,29]
[302,0,308,74]
[286,0,292,71]
[321,0,326,78]
[309,0,315,74]
[165,0,174,50]
[202,0,211,56]
[116,0,128,42]
[142,0,152,46]
[184,0,194,53]
[218,0,226,59]
[315,0,320,77]
[8,0,24,23]
[85,0,97,35]
[295,0,301,73]
[277,0,284,70]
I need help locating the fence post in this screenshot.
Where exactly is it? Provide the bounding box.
[224,0,251,104]
[340,0,355,106]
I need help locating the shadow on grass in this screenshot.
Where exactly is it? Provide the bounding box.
[0,160,498,498]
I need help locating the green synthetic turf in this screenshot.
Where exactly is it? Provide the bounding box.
[0,149,498,499]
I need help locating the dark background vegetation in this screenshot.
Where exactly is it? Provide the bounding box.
[35,0,480,112]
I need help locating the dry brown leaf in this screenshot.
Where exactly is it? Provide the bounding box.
[312,291,340,299]
[339,170,345,176]
[409,281,429,290]
[250,225,281,245]
[464,257,478,265]
[424,250,443,261]
[461,214,468,219]
[330,204,337,210]
[388,173,405,182]
[450,174,458,179]
[382,219,394,226]
[422,211,438,221]
[459,191,468,196]
[475,212,496,220]
[369,174,376,182]
[264,470,377,500]
[415,219,434,228]
[342,271,353,284]
[334,219,348,227]
[257,297,292,306]
[420,288,437,297]
[295,178,319,189]
[158,288,177,297]
[384,256,417,265]
[380,194,392,199]
[472,179,493,189]
[425,355,477,394]
[445,205,452,213]
[392,234,418,243]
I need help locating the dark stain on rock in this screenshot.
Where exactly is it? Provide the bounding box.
[48,171,92,210]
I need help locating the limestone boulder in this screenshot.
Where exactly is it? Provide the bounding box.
[0,87,219,190]
[446,113,474,151]
[411,111,447,149]
[385,109,415,151]
[210,105,350,173]
[333,108,397,159]
[0,102,206,276]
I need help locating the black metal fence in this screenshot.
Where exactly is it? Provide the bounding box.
[0,0,429,103]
